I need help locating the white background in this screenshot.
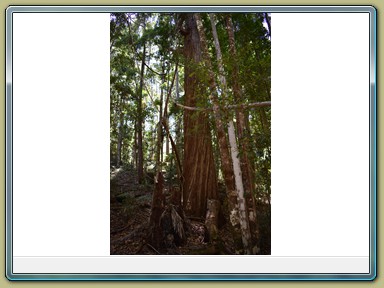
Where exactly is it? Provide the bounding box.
[271,13,370,256]
[12,11,370,266]
[13,13,110,256]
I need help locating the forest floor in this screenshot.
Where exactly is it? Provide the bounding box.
[110,165,270,255]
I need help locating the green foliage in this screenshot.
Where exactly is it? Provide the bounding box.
[168,101,181,116]
[196,13,271,197]
[110,12,270,199]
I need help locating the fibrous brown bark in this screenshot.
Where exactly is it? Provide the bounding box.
[132,120,137,168]
[156,64,164,172]
[137,43,146,184]
[116,94,124,167]
[182,13,218,218]
[195,13,239,229]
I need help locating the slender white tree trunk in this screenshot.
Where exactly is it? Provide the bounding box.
[209,13,252,254]
[228,121,251,254]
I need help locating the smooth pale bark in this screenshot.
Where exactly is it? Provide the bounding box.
[225,14,259,252]
[225,15,254,199]
[227,121,251,254]
[264,13,271,37]
[225,16,248,174]
[209,13,252,254]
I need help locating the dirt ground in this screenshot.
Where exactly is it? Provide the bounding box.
[110,166,270,255]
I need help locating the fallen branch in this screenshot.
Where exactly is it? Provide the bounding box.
[135,241,146,254]
[146,243,161,254]
[111,232,134,244]
[174,102,207,112]
[111,224,131,234]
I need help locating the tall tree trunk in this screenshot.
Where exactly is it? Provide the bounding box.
[208,13,252,254]
[156,120,162,172]
[132,120,137,168]
[175,69,182,165]
[116,95,124,167]
[160,65,165,165]
[137,43,146,184]
[166,128,170,157]
[161,118,182,188]
[174,68,184,199]
[182,13,217,218]
[264,13,271,37]
[156,64,164,172]
[148,171,165,249]
[259,107,270,135]
[225,15,254,197]
[225,15,259,253]
[162,63,179,191]
[227,121,252,254]
[195,14,239,229]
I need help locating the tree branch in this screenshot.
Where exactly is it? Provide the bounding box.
[174,101,271,112]
[144,62,167,77]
